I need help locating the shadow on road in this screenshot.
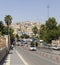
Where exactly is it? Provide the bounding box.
[0,50,13,65]
[0,54,8,65]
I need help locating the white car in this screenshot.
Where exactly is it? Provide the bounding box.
[29,46,37,51]
[51,46,60,50]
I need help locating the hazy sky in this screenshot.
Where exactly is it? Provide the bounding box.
[0,0,60,23]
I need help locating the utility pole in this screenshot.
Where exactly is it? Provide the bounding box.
[47,5,50,18]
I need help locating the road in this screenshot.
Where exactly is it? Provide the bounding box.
[37,47,60,55]
[1,46,60,65]
[15,46,60,65]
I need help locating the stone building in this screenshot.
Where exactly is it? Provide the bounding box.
[51,39,60,46]
[10,21,41,37]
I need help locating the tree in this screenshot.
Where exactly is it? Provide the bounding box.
[46,17,57,30]
[4,15,12,26]
[9,28,14,35]
[9,28,14,44]
[58,24,60,30]
[32,26,38,36]
[4,15,12,35]
[30,41,35,47]
[39,24,46,40]
[39,17,59,43]
[45,17,58,43]
[57,24,60,37]
[16,34,19,39]
[20,34,29,39]
[2,26,8,35]
[0,21,4,35]
[4,15,12,49]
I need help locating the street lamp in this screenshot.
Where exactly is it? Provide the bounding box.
[47,5,50,18]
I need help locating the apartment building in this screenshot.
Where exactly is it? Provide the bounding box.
[10,21,41,37]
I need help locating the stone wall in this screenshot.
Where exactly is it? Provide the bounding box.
[0,35,8,62]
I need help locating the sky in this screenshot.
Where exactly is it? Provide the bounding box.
[0,0,60,24]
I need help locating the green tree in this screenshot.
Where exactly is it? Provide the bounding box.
[4,15,12,26]
[32,26,38,36]
[4,15,12,47]
[45,17,58,43]
[2,26,8,35]
[39,24,46,40]
[39,17,59,43]
[0,21,4,35]
[9,28,14,35]
[57,24,60,37]
[4,15,12,35]
[16,34,19,39]
[9,28,14,44]
[0,32,2,35]
[30,41,35,47]
[58,24,60,30]
[46,17,57,30]
[20,34,29,39]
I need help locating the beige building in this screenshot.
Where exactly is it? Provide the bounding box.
[10,21,41,36]
[52,39,60,46]
[0,36,6,48]
[10,23,20,34]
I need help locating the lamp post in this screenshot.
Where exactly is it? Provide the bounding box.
[47,5,50,18]
[8,25,10,51]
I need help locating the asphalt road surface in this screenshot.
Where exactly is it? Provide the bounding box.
[15,46,60,65]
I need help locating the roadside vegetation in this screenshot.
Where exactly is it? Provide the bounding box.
[32,17,60,44]
[0,16,60,44]
[0,15,15,44]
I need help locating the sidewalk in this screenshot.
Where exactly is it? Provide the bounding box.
[1,48,25,65]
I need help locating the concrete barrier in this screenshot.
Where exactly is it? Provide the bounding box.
[38,50,60,62]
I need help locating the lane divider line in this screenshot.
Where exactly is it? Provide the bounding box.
[15,49,29,65]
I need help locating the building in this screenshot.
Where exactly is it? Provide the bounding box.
[51,39,60,46]
[10,21,41,37]
[10,23,20,34]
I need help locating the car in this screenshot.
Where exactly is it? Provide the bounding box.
[16,42,20,46]
[29,46,37,51]
[50,46,60,50]
[20,43,24,46]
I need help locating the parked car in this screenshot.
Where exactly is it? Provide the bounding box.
[16,43,20,46]
[50,46,60,50]
[16,42,20,46]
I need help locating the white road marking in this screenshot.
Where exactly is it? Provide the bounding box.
[6,54,10,65]
[15,49,29,65]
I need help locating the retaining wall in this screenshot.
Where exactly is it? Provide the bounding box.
[0,36,8,62]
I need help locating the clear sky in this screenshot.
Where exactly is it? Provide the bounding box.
[0,0,60,23]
